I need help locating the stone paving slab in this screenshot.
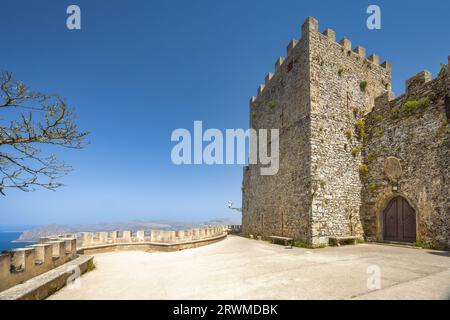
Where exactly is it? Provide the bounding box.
[49,236,450,300]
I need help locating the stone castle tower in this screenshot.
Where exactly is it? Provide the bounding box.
[242,17,450,248]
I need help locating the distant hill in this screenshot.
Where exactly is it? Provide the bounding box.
[14,218,240,242]
[203,217,241,226]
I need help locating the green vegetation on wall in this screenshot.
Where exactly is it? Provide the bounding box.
[360,81,368,92]
[344,129,353,139]
[400,97,431,116]
[355,119,366,141]
[438,63,448,77]
[351,146,361,156]
[268,100,277,109]
[390,97,431,119]
[359,163,369,177]
[367,152,377,162]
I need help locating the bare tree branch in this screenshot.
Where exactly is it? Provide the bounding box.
[0,71,89,195]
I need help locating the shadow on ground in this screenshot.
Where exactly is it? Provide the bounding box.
[427,251,450,257]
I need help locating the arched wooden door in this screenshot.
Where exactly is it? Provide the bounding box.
[383,197,416,243]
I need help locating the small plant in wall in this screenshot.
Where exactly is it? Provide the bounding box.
[390,106,400,119]
[344,129,353,139]
[351,146,361,156]
[400,97,431,116]
[360,80,368,92]
[368,183,378,192]
[355,119,366,141]
[268,100,278,109]
[338,68,345,76]
[359,163,369,177]
[375,114,384,123]
[367,151,377,162]
[438,63,448,77]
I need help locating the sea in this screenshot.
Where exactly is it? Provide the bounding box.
[0,226,37,252]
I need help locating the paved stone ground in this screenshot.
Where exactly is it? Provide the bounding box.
[50,235,450,300]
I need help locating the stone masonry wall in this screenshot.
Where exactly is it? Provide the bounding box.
[242,16,449,248]
[362,64,450,249]
[0,235,77,292]
[242,19,312,240]
[77,226,225,247]
[307,18,391,245]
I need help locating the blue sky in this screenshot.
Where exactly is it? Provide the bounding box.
[0,0,449,225]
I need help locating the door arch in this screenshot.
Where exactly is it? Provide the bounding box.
[383,196,416,243]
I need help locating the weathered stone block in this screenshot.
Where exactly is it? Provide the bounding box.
[406,70,432,95]
[122,230,132,242]
[339,38,352,51]
[136,230,145,242]
[322,28,336,41]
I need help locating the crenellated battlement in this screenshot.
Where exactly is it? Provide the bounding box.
[251,16,391,105]
[0,235,77,292]
[76,226,226,248]
[312,17,390,70]
[286,39,298,55]
[373,56,449,114]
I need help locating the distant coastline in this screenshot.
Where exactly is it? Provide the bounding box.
[0,231,37,252]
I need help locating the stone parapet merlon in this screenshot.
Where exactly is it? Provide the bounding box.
[0,235,78,293]
[76,226,226,249]
[373,58,450,113]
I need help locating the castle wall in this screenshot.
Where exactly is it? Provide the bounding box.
[307,19,391,244]
[242,16,448,248]
[242,19,312,240]
[362,66,450,249]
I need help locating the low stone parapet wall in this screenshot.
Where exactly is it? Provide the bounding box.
[76,226,225,249]
[0,235,77,292]
[77,232,227,255]
[0,255,93,300]
[0,226,227,294]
